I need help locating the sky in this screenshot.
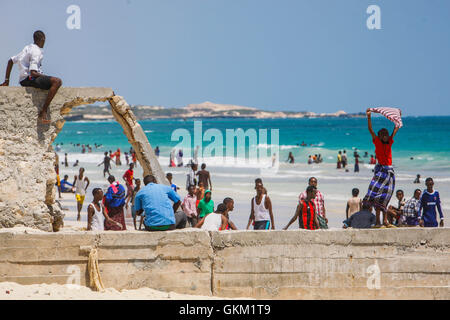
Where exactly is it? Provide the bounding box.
[1,0,450,115]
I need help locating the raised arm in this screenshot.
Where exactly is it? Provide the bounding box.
[366,109,377,140]
[391,126,400,139]
[1,59,13,86]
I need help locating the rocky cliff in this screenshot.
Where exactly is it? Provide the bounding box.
[0,87,166,231]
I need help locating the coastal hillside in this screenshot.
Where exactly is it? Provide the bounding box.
[64,101,363,121]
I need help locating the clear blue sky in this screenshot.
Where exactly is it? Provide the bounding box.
[1,0,449,115]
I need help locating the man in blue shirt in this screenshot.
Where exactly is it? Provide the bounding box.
[419,177,444,228]
[134,175,186,231]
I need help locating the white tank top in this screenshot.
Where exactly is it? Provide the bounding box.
[253,195,270,221]
[75,176,86,195]
[89,203,104,231]
[201,213,223,231]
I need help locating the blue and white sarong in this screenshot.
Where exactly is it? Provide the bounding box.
[363,164,395,212]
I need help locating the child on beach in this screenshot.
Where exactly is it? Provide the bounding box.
[197,189,214,219]
[419,178,444,227]
[346,188,362,219]
[166,173,179,193]
[182,185,198,227]
[73,168,90,221]
[363,108,400,227]
[402,189,422,227]
[386,190,405,226]
[87,188,121,231]
[337,151,342,169]
[195,203,228,231]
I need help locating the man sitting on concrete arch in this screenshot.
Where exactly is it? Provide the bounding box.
[1,30,62,124]
[134,174,187,231]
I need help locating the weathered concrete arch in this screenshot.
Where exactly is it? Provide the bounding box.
[0,87,167,231]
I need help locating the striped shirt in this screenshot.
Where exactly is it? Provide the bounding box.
[299,190,325,218]
[298,200,317,230]
[368,107,403,128]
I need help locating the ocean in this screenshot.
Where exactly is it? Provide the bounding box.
[54,116,450,230]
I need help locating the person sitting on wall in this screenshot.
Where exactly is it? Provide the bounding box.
[1,30,63,124]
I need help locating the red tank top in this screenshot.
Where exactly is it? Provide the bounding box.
[299,200,317,230]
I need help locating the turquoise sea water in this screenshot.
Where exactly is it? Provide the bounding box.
[54,116,450,172]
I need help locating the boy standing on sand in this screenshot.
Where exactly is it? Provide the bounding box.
[196,163,212,190]
[98,152,112,177]
[1,30,62,124]
[197,190,214,219]
[182,185,198,227]
[284,186,319,230]
[299,177,328,229]
[419,178,444,228]
[73,168,90,221]
[247,183,275,230]
[363,108,400,227]
[87,188,121,231]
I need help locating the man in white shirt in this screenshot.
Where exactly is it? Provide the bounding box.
[1,30,62,124]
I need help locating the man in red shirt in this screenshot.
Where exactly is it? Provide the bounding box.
[123,163,134,207]
[363,109,400,227]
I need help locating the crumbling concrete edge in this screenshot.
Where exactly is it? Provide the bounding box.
[108,96,168,185]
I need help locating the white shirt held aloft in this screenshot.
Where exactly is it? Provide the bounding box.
[11,44,44,82]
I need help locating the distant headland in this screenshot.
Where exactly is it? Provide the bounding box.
[64,101,365,121]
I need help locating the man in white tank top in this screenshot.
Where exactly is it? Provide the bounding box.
[247,183,275,230]
[73,167,90,221]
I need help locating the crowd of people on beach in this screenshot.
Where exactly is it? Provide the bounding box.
[54,153,444,233]
[51,108,445,232]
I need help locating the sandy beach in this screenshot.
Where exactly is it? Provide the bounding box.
[0,281,250,300]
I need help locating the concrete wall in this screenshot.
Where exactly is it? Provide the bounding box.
[0,228,449,299]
